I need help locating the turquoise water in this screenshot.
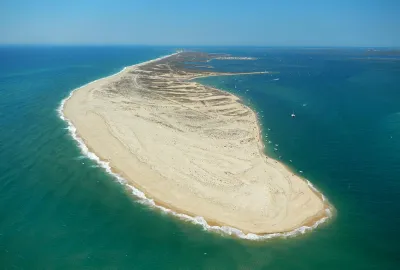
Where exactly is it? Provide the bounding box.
[1,46,399,269]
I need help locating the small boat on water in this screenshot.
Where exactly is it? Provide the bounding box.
[291,111,296,118]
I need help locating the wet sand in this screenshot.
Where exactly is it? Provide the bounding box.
[63,52,331,234]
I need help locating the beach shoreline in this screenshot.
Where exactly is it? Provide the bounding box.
[60,52,333,240]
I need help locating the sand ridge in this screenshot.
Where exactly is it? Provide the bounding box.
[63,52,332,234]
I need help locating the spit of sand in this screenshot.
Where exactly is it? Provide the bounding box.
[63,52,331,235]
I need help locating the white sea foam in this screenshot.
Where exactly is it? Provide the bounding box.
[57,52,333,241]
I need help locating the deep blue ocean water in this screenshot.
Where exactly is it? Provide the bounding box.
[0,46,399,269]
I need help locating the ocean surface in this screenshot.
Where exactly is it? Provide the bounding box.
[1,46,399,269]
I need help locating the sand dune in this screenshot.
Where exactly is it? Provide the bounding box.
[63,52,331,234]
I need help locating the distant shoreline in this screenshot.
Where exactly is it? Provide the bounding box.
[60,52,333,239]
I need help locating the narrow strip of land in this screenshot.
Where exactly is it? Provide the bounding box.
[63,52,331,234]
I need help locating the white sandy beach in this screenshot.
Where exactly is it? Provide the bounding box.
[63,52,331,234]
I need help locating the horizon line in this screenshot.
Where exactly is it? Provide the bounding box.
[0,44,399,49]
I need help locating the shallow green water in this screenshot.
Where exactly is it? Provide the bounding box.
[0,46,399,269]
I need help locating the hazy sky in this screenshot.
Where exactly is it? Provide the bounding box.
[0,0,399,46]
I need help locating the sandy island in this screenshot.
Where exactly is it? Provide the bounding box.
[63,52,332,235]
